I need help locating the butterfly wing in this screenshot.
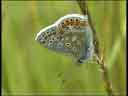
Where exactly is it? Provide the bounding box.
[35,14,94,63]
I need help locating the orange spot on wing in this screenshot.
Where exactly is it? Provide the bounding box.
[70,20,74,26]
[64,20,70,25]
[75,19,80,26]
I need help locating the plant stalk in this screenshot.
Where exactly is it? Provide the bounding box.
[76,0,114,96]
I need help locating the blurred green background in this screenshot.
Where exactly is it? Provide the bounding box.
[2,1,126,96]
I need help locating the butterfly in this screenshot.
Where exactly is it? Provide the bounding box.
[35,14,94,64]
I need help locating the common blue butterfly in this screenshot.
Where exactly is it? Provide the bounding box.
[35,14,94,64]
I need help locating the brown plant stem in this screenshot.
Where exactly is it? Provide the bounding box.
[76,0,114,96]
[97,53,114,96]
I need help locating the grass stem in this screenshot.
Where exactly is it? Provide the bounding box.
[76,0,114,96]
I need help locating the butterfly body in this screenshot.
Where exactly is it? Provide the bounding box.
[35,14,94,64]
